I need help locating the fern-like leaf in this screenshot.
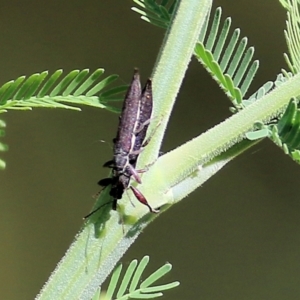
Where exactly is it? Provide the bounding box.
[131,0,176,28]
[195,7,259,108]
[0,68,128,168]
[98,256,179,300]
[271,98,300,163]
[242,73,289,110]
[132,3,259,109]
[133,1,300,165]
[0,69,127,113]
[242,2,300,163]
[280,0,300,74]
[245,97,300,164]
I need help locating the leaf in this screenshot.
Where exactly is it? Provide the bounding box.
[132,0,176,29]
[99,256,179,300]
[247,98,300,164]
[196,7,259,107]
[281,0,300,74]
[0,68,126,112]
[132,4,260,107]
[0,68,128,168]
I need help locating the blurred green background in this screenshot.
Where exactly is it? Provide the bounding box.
[1,0,299,299]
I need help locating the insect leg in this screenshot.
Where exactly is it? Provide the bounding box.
[130,186,159,213]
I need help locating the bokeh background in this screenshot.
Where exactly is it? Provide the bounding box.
[0,0,299,299]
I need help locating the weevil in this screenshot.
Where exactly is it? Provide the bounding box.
[101,77,157,213]
[84,70,158,219]
[102,69,142,178]
[128,76,153,175]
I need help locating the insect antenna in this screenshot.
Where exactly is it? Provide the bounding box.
[84,182,114,219]
[83,199,113,220]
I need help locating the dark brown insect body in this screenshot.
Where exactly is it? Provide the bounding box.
[92,69,158,215]
[112,69,142,174]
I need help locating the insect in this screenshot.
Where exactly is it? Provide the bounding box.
[128,73,154,175]
[85,70,158,219]
[101,69,142,179]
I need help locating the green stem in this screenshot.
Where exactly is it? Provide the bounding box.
[153,71,300,195]
[35,1,212,299]
[141,71,300,213]
[142,0,212,164]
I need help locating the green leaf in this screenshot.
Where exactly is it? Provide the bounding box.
[129,256,150,293]
[132,0,177,29]
[195,8,259,107]
[106,264,123,299]
[98,256,179,300]
[37,70,63,97]
[0,68,128,168]
[282,0,300,73]
[245,129,269,140]
[74,69,105,96]
[117,260,138,298]
[0,69,125,112]
[133,4,260,107]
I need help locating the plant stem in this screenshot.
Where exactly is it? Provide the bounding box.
[35,1,212,299]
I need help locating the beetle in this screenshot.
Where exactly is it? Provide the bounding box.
[84,70,158,219]
[102,69,142,179]
[100,72,157,212]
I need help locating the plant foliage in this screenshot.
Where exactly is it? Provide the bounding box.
[94,256,179,300]
[133,2,259,109]
[0,68,128,168]
[245,1,300,164]
[280,0,300,74]
[131,0,177,28]
[195,7,259,109]
[21,1,300,299]
[134,0,300,165]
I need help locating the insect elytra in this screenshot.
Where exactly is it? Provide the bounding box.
[84,69,158,219]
